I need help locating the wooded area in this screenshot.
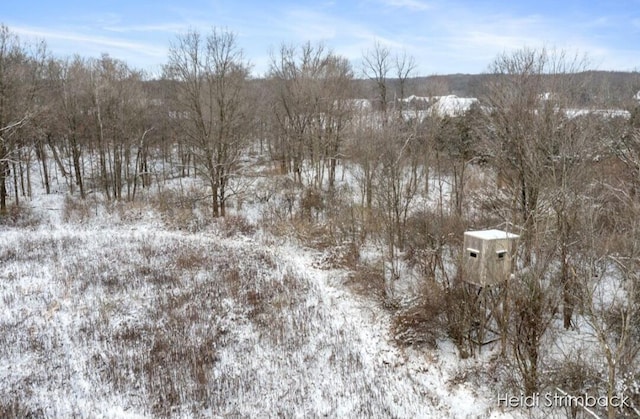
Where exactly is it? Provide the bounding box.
[1,24,640,417]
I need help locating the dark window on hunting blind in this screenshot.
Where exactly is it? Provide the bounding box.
[470,251,477,258]
[497,250,507,259]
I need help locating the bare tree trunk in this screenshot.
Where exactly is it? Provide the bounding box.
[211,182,219,218]
[0,165,6,213]
[70,138,84,198]
[561,240,573,329]
[141,147,150,188]
[113,143,122,200]
[36,140,50,194]
[47,135,69,181]
[25,150,31,198]
[132,147,142,201]
[93,82,111,200]
[12,161,19,207]
[18,154,26,198]
[125,144,131,200]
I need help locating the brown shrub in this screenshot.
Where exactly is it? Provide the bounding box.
[391,285,446,349]
[442,284,478,359]
[0,205,42,228]
[344,264,386,303]
[218,215,256,237]
[293,220,336,250]
[300,187,324,220]
[149,187,209,232]
[172,246,209,271]
[0,393,39,419]
[313,242,360,270]
[61,194,94,224]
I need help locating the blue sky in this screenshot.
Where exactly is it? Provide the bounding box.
[2,0,639,77]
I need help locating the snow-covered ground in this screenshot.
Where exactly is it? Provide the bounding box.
[0,188,523,418]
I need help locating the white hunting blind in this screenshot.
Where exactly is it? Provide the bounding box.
[463,229,519,287]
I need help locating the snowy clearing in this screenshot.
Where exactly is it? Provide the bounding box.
[0,193,518,418]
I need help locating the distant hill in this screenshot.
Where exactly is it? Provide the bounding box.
[147,71,640,109]
[353,71,640,107]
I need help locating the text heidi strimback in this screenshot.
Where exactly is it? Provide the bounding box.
[498,392,631,408]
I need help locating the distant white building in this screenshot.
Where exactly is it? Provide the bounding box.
[428,95,478,117]
[401,95,431,104]
[565,108,631,119]
[398,95,478,122]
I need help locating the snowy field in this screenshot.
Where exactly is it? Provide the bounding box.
[0,188,524,418]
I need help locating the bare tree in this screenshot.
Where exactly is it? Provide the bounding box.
[508,240,560,396]
[362,42,417,117]
[357,43,423,208]
[318,55,354,189]
[373,117,425,303]
[574,186,640,419]
[478,48,595,334]
[479,48,588,262]
[360,43,428,302]
[611,106,640,199]
[394,50,417,117]
[348,115,382,211]
[165,29,252,217]
[0,26,45,213]
[86,55,150,201]
[268,42,353,188]
[44,56,93,198]
[362,41,391,114]
[434,107,480,218]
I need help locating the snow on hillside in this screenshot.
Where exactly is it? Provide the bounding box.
[0,191,521,418]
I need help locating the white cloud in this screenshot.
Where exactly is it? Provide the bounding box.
[13,25,166,57]
[284,9,339,41]
[10,24,168,75]
[381,0,432,11]
[102,23,188,34]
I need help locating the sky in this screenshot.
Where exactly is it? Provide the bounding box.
[2,0,639,77]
